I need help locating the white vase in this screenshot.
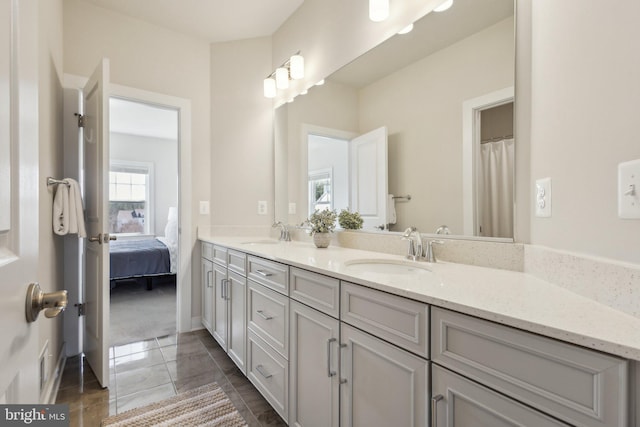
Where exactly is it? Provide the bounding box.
[312,232,332,248]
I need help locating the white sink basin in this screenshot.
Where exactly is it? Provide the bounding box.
[344,259,433,276]
[241,240,280,245]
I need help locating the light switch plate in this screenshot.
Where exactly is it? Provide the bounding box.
[258,200,268,215]
[199,201,210,215]
[618,159,640,219]
[535,177,552,217]
[288,202,296,215]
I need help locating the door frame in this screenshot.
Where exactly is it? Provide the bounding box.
[462,86,514,238]
[63,74,193,337]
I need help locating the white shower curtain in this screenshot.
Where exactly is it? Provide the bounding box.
[478,138,514,238]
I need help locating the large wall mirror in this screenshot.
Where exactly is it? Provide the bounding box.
[274,0,515,240]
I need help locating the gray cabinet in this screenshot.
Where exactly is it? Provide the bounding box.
[201,253,214,333]
[431,365,570,427]
[289,300,340,427]
[227,271,247,372]
[431,307,629,427]
[340,323,429,427]
[212,262,228,349]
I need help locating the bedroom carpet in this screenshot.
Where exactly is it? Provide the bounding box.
[110,277,176,346]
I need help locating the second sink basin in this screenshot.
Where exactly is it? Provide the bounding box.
[343,259,433,276]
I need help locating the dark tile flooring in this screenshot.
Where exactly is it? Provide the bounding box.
[55,330,286,427]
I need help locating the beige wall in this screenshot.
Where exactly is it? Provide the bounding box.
[209,37,275,226]
[527,0,640,264]
[38,0,65,400]
[63,0,211,318]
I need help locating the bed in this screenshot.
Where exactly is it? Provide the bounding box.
[109,237,177,289]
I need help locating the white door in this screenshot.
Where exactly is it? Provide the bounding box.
[350,126,388,230]
[82,58,111,387]
[0,0,41,402]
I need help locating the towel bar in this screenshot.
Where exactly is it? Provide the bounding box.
[47,177,70,187]
[392,194,412,201]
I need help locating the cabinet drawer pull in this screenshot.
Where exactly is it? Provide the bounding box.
[431,394,443,427]
[220,278,227,299]
[255,364,272,379]
[327,338,337,377]
[257,310,273,320]
[207,270,213,288]
[255,269,273,277]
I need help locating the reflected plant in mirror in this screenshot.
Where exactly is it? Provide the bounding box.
[274,0,515,240]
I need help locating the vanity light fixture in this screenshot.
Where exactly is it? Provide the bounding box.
[315,79,325,86]
[263,51,305,98]
[434,0,453,12]
[369,0,389,22]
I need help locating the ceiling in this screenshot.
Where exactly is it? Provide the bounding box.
[110,98,178,140]
[80,0,305,43]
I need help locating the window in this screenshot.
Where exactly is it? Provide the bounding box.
[308,169,333,213]
[109,161,153,235]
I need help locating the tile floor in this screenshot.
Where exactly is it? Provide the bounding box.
[56,330,286,427]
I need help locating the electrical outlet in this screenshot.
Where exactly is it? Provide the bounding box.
[288,202,296,215]
[535,178,552,217]
[258,200,268,215]
[199,201,210,215]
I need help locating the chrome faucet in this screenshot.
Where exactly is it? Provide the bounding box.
[272,221,291,241]
[401,227,423,261]
[425,239,444,263]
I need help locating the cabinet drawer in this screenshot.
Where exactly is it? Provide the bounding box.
[290,267,339,318]
[247,330,288,423]
[201,242,213,262]
[248,256,288,294]
[212,245,228,266]
[432,365,570,427]
[248,281,289,358]
[227,249,246,276]
[431,307,628,427]
[341,282,429,358]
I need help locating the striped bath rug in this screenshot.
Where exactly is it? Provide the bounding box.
[101,383,247,426]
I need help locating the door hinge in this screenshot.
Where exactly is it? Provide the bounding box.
[74,113,85,128]
[74,303,86,317]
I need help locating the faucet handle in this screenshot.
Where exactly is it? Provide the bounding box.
[425,239,444,263]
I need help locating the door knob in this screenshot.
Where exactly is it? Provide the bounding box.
[25,282,68,323]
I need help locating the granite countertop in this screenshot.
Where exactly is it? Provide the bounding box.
[199,233,640,362]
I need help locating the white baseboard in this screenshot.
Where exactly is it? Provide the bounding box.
[41,343,66,404]
[191,316,203,331]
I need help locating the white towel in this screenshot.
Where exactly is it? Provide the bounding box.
[387,194,397,225]
[52,178,87,238]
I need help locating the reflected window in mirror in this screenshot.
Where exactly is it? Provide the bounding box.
[308,169,333,213]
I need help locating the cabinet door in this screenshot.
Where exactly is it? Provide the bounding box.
[431,365,570,427]
[201,258,214,333]
[227,271,246,373]
[289,301,340,427]
[212,262,228,350]
[340,324,428,427]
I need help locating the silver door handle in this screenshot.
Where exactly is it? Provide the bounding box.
[339,343,348,384]
[26,283,68,322]
[207,270,213,288]
[255,269,272,277]
[88,233,102,243]
[257,310,273,320]
[431,394,444,427]
[225,278,231,301]
[255,364,272,379]
[327,338,336,377]
[221,278,227,299]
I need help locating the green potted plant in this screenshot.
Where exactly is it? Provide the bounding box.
[307,209,337,248]
[338,209,363,230]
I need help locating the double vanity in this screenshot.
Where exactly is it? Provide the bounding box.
[199,234,639,427]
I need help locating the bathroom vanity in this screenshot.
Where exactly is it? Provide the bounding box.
[199,235,639,427]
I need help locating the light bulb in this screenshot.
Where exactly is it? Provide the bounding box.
[290,54,304,80]
[434,0,453,12]
[316,79,325,86]
[398,23,413,34]
[263,78,276,98]
[369,0,389,22]
[275,67,289,89]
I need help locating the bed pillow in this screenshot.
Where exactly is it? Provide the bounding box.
[164,219,178,246]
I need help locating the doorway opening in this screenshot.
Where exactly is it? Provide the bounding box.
[108,97,179,347]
